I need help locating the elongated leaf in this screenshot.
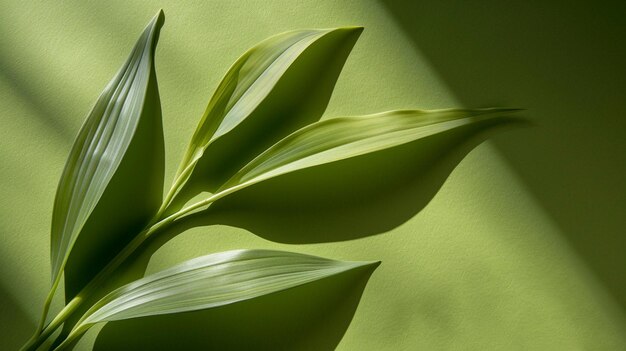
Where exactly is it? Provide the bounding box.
[67,250,378,340]
[204,113,518,246]
[166,27,362,209]
[209,108,518,200]
[50,11,165,285]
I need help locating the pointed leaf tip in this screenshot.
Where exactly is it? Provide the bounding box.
[163,25,365,210]
[50,12,166,285]
[153,9,165,28]
[71,250,378,331]
[216,108,517,194]
[341,26,364,33]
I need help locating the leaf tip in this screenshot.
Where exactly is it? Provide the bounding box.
[356,260,382,271]
[339,26,364,35]
[151,9,165,30]
[346,25,365,31]
[490,107,530,123]
[325,26,364,39]
[156,9,165,21]
[499,107,525,113]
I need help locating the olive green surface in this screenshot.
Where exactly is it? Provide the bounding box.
[1,1,625,350]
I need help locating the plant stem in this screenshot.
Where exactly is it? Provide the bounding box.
[154,162,197,218]
[21,188,229,350]
[155,177,182,218]
[20,295,83,351]
[52,326,87,351]
[21,211,174,350]
[24,271,62,348]
[172,183,244,216]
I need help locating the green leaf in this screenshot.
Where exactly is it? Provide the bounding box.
[203,112,520,246]
[164,27,363,211]
[50,11,165,287]
[181,108,518,212]
[62,250,378,346]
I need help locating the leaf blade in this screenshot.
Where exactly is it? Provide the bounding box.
[219,108,519,195]
[76,250,378,327]
[167,27,363,206]
[50,11,164,284]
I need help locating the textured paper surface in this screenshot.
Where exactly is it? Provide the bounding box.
[1,1,625,349]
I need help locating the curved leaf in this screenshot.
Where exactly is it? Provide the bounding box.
[63,250,378,346]
[165,27,363,209]
[50,11,165,285]
[185,108,518,209]
[203,114,520,246]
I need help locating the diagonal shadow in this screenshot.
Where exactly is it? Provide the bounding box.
[93,262,378,351]
[109,116,522,287]
[380,0,626,309]
[78,115,521,350]
[164,26,363,215]
[156,116,522,245]
[0,60,73,140]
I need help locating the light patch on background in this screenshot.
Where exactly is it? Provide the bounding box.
[0,1,623,350]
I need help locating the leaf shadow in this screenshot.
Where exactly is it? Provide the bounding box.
[0,48,74,141]
[165,116,524,244]
[64,65,166,302]
[57,33,167,343]
[166,27,363,213]
[380,0,626,309]
[90,115,522,349]
[93,261,377,351]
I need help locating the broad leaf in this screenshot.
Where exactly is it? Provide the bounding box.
[204,113,519,246]
[190,108,518,209]
[63,250,378,346]
[50,11,165,289]
[165,27,363,211]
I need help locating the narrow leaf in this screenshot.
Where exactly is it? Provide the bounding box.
[215,108,518,198]
[69,250,378,336]
[50,11,164,284]
[167,27,362,207]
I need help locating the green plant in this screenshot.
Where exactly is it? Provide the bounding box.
[21,10,518,350]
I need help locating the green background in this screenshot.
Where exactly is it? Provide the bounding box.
[1,1,625,350]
